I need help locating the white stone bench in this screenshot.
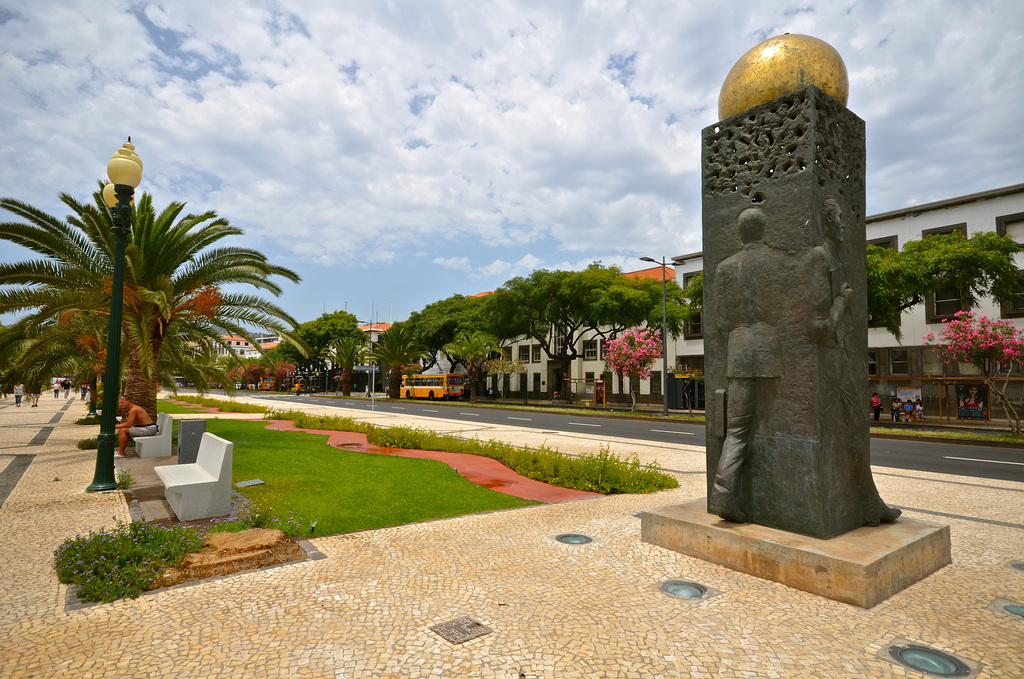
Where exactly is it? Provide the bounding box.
[155,433,233,521]
[134,412,173,458]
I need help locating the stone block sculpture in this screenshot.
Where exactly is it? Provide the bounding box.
[703,35,900,539]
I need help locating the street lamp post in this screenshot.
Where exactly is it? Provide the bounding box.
[88,139,142,492]
[640,255,670,417]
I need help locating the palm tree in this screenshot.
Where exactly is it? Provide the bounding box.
[443,330,500,400]
[0,187,303,419]
[330,334,368,396]
[370,323,428,398]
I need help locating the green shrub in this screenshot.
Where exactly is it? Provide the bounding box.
[206,500,304,538]
[116,469,135,489]
[77,438,98,450]
[172,395,272,414]
[53,520,205,602]
[270,411,678,494]
[75,416,102,425]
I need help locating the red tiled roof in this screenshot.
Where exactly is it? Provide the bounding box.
[467,291,493,298]
[622,266,676,281]
[359,322,392,332]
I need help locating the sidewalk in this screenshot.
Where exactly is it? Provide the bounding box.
[1,393,1022,677]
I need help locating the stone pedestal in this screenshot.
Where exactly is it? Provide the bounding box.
[641,499,951,608]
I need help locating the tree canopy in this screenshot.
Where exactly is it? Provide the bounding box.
[485,263,686,375]
[275,309,362,372]
[868,230,1024,340]
[0,188,303,418]
[404,293,487,371]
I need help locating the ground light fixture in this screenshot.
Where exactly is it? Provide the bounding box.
[87,139,142,492]
[885,642,973,677]
[554,533,593,544]
[658,580,708,599]
[639,256,670,417]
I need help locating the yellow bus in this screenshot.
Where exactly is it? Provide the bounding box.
[401,373,465,400]
[258,377,275,391]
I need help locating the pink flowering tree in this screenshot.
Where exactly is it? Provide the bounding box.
[603,326,663,412]
[485,357,526,402]
[924,310,1024,434]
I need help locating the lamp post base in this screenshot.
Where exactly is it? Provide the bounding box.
[87,419,118,492]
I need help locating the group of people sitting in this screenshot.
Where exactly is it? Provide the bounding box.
[891,396,925,422]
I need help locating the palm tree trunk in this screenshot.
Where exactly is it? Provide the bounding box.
[124,342,161,421]
[388,366,402,398]
[341,367,353,396]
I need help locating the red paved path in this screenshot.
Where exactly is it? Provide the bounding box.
[263,419,601,504]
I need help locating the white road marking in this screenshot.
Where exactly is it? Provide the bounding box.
[507,417,532,421]
[568,422,601,427]
[423,409,439,412]
[459,413,480,417]
[650,429,695,435]
[945,456,1024,466]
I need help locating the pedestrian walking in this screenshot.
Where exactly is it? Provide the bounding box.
[14,382,24,407]
[80,381,88,400]
[870,392,882,422]
[30,382,43,407]
[53,381,60,399]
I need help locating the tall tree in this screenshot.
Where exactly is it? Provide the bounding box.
[487,263,686,382]
[276,309,363,383]
[404,293,487,371]
[330,334,368,396]
[0,188,303,419]
[868,230,1024,340]
[443,330,501,400]
[370,322,428,399]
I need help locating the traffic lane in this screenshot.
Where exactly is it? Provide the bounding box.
[211,392,1023,482]
[236,392,709,446]
[869,437,1024,483]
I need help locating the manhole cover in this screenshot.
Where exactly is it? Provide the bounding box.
[555,533,593,545]
[430,617,492,644]
[887,644,972,677]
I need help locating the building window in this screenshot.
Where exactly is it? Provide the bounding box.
[867,351,878,377]
[923,224,968,324]
[519,346,530,362]
[583,340,598,360]
[683,273,703,339]
[1001,270,1024,319]
[600,338,607,359]
[651,371,662,396]
[890,349,909,375]
[923,349,944,376]
[532,345,541,362]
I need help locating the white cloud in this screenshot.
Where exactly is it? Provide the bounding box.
[1,1,1022,323]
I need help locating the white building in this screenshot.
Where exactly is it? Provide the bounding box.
[672,182,1024,416]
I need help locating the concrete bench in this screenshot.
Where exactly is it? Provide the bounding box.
[155,433,233,521]
[134,412,173,458]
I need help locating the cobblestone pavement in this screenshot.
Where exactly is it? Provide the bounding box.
[1,393,1022,678]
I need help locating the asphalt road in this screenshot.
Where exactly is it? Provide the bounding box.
[213,391,1024,483]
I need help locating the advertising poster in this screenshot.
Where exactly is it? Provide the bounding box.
[957,384,989,420]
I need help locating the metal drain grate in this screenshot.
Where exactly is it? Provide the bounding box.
[430,617,492,644]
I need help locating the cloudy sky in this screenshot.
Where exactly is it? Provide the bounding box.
[2,0,1023,326]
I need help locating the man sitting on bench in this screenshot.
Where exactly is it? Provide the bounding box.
[115,397,159,458]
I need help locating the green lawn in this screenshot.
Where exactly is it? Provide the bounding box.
[198,419,537,536]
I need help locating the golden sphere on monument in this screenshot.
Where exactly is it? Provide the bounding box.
[718,34,849,120]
